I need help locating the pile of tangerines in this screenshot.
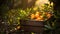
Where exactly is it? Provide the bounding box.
[30,11,52,21]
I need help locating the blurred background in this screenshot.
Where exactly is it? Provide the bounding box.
[0,0,60,34]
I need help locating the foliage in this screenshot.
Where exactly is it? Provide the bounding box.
[0,8,33,33]
[34,1,57,34]
[0,0,59,34]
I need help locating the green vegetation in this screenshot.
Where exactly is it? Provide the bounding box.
[0,0,60,34]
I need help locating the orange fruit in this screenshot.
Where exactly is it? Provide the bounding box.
[47,13,51,18]
[35,12,40,18]
[40,16,44,21]
[35,16,44,21]
[35,17,41,21]
[31,14,35,19]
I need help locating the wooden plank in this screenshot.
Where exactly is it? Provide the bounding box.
[21,26,44,33]
[20,20,44,26]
